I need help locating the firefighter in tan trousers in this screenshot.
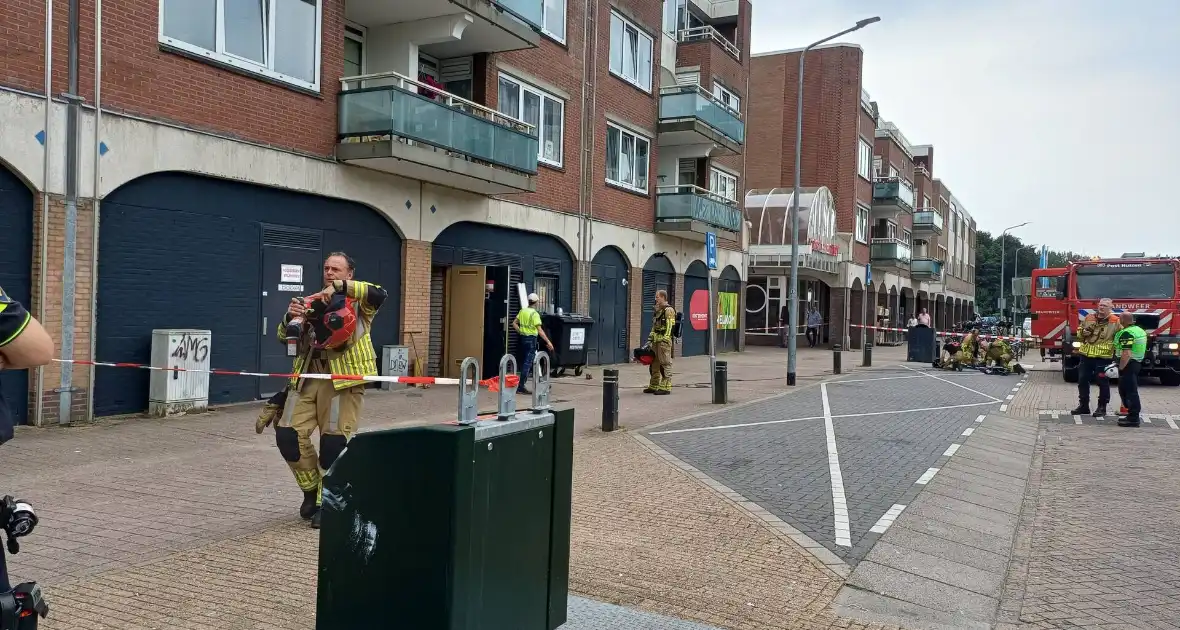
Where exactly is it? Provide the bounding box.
[255,252,387,529]
[644,290,675,395]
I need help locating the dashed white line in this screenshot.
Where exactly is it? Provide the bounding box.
[869,504,907,534]
[1005,394,1015,401]
[1166,417,1179,430]
[900,364,1003,402]
[915,467,940,485]
[820,383,851,547]
[975,415,985,423]
[1074,415,1083,425]
[1000,404,1009,412]
[649,401,1001,436]
[961,427,975,436]
[1050,412,1060,419]
[943,444,961,457]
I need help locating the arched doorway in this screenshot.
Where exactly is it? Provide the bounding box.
[588,246,630,365]
[97,172,404,416]
[718,266,742,352]
[682,260,710,357]
[0,163,33,425]
[850,277,865,349]
[431,221,573,377]
[640,254,676,343]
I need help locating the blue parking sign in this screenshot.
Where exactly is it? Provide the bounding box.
[706,232,717,270]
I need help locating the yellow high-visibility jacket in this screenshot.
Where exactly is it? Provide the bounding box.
[278,280,388,390]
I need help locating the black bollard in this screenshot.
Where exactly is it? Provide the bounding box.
[863,340,873,367]
[712,361,728,404]
[601,369,619,432]
[833,344,842,374]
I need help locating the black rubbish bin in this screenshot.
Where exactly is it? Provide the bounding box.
[907,326,936,363]
[541,313,595,377]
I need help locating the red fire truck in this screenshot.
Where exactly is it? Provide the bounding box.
[1037,256,1180,386]
[1030,267,1068,362]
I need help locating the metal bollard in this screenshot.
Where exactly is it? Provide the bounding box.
[457,357,480,425]
[531,351,552,412]
[496,354,518,421]
[601,369,619,432]
[712,361,728,404]
[833,344,842,374]
[863,340,873,367]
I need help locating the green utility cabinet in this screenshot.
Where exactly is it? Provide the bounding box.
[315,404,574,630]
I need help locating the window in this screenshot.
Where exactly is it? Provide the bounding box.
[609,11,653,91]
[542,0,566,43]
[872,156,882,177]
[497,74,565,166]
[713,83,740,114]
[888,165,899,179]
[709,168,737,201]
[160,0,322,90]
[923,195,931,210]
[534,276,559,314]
[857,139,872,179]
[606,124,650,192]
[343,25,364,77]
[855,206,869,243]
[903,229,912,247]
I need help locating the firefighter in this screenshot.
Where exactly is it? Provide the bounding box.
[941,329,979,369]
[644,290,676,395]
[267,252,387,529]
[1071,297,1119,417]
[983,337,1026,374]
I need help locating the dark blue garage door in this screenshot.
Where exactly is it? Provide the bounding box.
[681,261,709,357]
[96,172,402,417]
[0,165,32,425]
[640,254,676,345]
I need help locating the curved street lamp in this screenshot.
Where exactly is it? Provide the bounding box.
[999,222,1029,319]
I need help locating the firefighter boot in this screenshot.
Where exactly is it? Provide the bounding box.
[300,490,318,520]
[1069,404,1090,416]
[1092,405,1107,418]
[311,510,322,529]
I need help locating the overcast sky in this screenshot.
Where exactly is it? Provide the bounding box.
[750,0,1180,257]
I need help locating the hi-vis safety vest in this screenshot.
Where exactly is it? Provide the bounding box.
[1077,313,1119,359]
[279,281,382,390]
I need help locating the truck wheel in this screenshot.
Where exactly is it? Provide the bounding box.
[1160,372,1180,387]
[1063,367,1079,383]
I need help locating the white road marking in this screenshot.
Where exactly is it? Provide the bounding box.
[1005,394,1015,400]
[1074,416,1082,425]
[915,468,940,485]
[1166,417,1179,430]
[821,383,851,547]
[975,414,985,423]
[900,365,1003,402]
[649,401,1001,436]
[831,374,926,385]
[943,444,961,457]
[1000,404,1009,412]
[1050,412,1060,419]
[961,427,975,436]
[869,504,907,534]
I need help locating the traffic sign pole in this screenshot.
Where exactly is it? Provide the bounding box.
[706,233,717,391]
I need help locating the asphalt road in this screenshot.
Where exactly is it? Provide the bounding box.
[645,364,1025,565]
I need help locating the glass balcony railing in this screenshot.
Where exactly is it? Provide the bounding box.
[912,210,944,231]
[338,72,539,175]
[656,186,743,232]
[492,0,543,31]
[871,178,915,211]
[659,86,745,145]
[910,258,943,278]
[870,238,913,264]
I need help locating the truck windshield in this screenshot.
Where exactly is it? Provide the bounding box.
[1075,267,1176,300]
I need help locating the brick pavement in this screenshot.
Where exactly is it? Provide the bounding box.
[4,346,910,629]
[997,367,1180,629]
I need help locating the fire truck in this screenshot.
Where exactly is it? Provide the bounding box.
[1033,255,1180,386]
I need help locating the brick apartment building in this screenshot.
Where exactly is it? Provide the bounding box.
[0,0,752,426]
[743,43,976,350]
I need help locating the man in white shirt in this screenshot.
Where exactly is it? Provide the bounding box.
[917,308,932,327]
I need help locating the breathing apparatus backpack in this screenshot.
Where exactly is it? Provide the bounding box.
[671,312,684,340]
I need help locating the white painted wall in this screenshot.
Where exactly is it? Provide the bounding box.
[0,88,747,278]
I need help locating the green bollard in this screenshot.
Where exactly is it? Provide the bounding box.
[316,356,574,630]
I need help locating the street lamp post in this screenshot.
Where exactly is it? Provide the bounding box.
[787,16,880,386]
[998,222,1029,321]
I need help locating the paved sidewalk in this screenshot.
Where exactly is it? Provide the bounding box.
[5,346,908,630]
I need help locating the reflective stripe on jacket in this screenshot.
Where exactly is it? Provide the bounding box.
[279,280,387,390]
[1077,313,1119,358]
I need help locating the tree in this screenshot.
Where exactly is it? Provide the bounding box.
[972,231,1082,317]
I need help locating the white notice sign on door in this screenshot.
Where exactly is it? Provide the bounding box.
[281,264,303,283]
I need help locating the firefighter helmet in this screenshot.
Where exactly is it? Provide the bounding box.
[306,294,357,350]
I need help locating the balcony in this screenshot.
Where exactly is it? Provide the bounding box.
[687,0,739,21]
[910,258,944,280]
[912,209,944,235]
[676,25,740,60]
[870,238,912,268]
[871,177,915,218]
[337,72,538,195]
[346,0,539,60]
[658,85,744,155]
[654,185,742,241]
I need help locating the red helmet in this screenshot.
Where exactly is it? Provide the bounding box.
[306,294,357,350]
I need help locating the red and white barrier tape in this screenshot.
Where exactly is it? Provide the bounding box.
[50,359,521,390]
[848,324,1028,342]
[745,323,829,333]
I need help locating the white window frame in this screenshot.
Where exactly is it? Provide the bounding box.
[541,0,567,44]
[923,194,931,210]
[857,139,873,180]
[713,82,740,114]
[609,11,654,92]
[888,165,899,179]
[709,167,738,202]
[343,22,366,77]
[605,123,651,193]
[855,205,869,244]
[497,73,566,168]
[158,0,323,91]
